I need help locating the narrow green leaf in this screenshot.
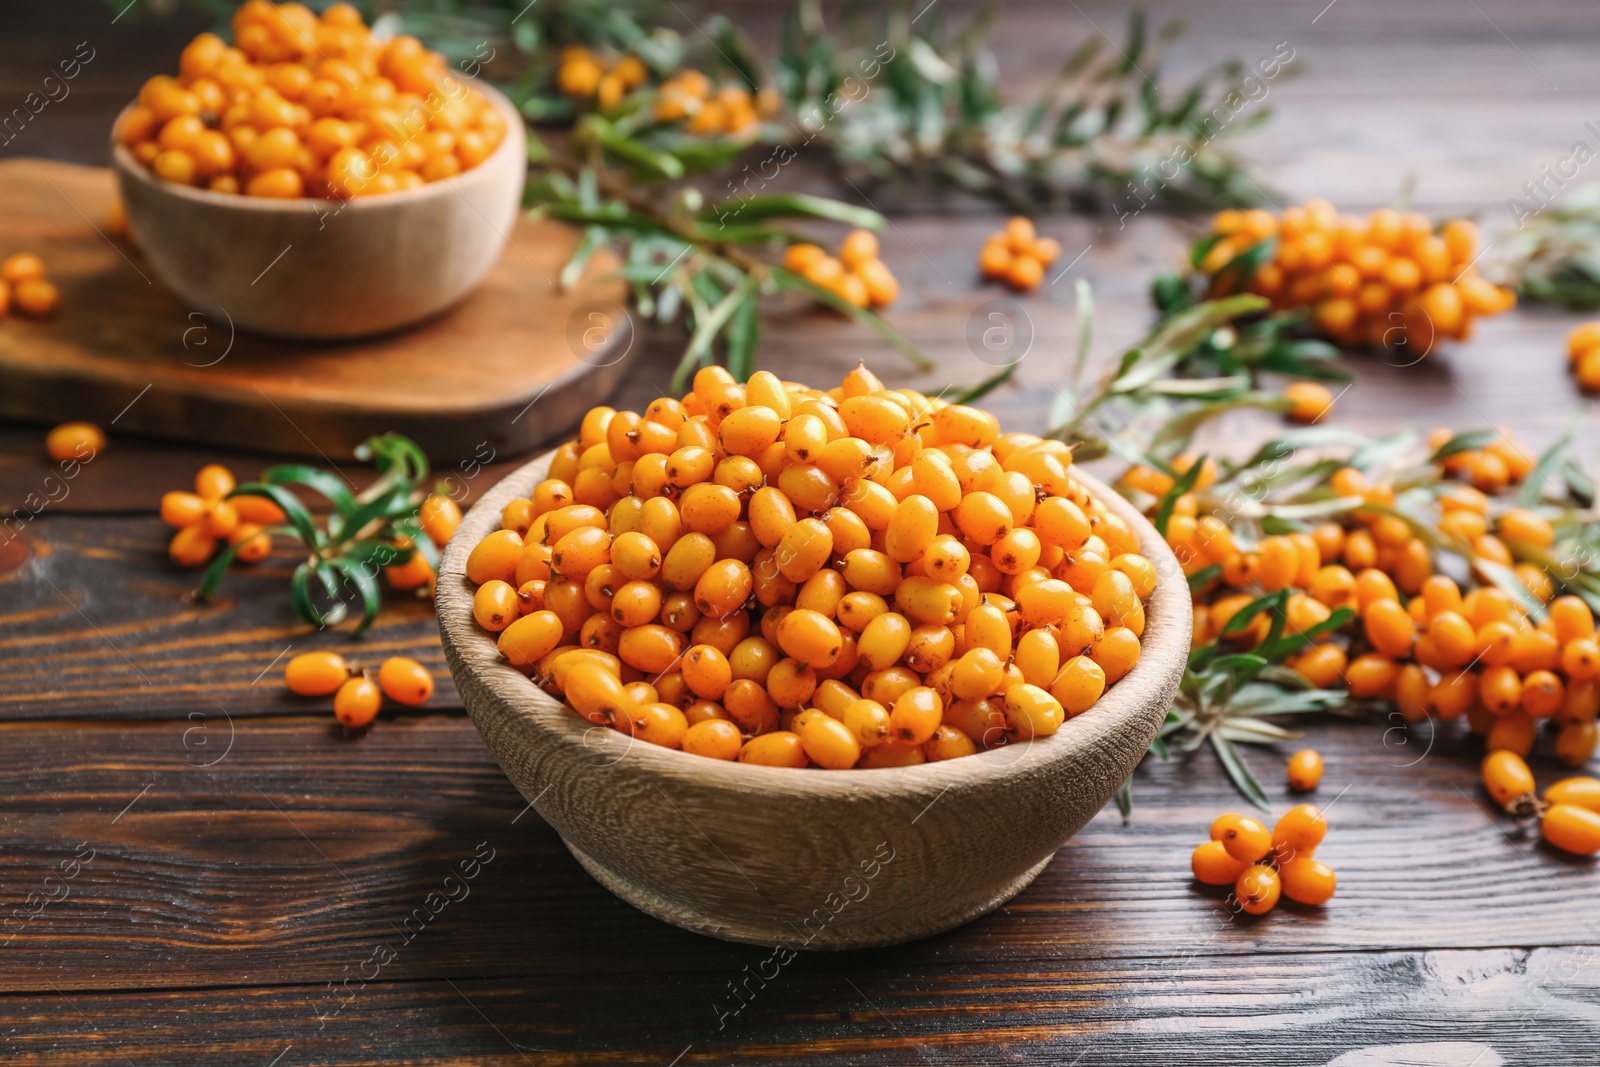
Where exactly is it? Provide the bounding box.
[193,536,251,601]
[706,193,884,231]
[1517,411,1582,507]
[952,363,1017,405]
[326,557,382,632]
[1427,429,1498,464]
[1153,455,1206,536]
[1210,733,1272,812]
[260,465,356,518]
[1221,589,1289,637]
[1187,562,1222,593]
[230,484,321,551]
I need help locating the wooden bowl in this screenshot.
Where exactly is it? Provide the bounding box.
[110,81,526,341]
[438,451,1191,949]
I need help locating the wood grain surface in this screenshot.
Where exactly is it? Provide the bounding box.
[4,0,1600,1062]
[0,158,634,463]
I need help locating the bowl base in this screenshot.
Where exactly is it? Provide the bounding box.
[563,838,1056,950]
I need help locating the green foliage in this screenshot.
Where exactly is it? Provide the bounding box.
[1497,184,1600,310]
[195,433,435,631]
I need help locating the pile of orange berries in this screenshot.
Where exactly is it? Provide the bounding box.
[977,218,1061,293]
[556,47,649,112]
[1482,752,1600,855]
[782,231,899,310]
[1191,805,1336,914]
[655,70,778,136]
[1565,322,1600,392]
[1436,428,1537,495]
[284,650,435,728]
[161,464,283,568]
[1201,200,1516,354]
[115,2,506,199]
[1,253,61,320]
[1137,433,1597,776]
[463,363,1158,768]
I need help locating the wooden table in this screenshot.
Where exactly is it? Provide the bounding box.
[4,1,1599,1063]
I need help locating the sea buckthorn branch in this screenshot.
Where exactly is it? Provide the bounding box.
[1120,410,1600,810]
[193,433,456,631]
[772,7,1272,214]
[1154,200,1517,359]
[526,154,932,387]
[1490,185,1600,311]
[1041,292,1328,465]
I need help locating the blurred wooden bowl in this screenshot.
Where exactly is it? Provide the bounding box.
[437,450,1190,949]
[110,80,525,341]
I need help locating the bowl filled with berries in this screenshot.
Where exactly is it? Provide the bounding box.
[436,364,1191,948]
[109,2,525,340]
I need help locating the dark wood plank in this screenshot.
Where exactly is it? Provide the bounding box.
[2,947,1594,1065]
[1,714,1595,998]
[0,514,454,719]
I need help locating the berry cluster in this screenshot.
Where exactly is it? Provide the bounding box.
[977,218,1062,292]
[0,253,60,320]
[1198,201,1516,355]
[115,2,506,199]
[463,364,1158,768]
[161,464,283,568]
[284,651,435,728]
[1482,752,1600,855]
[1191,805,1336,915]
[782,230,900,310]
[1156,452,1598,769]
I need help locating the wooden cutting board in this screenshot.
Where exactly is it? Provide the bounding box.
[0,159,635,463]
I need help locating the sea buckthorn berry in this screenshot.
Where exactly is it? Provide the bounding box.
[418,494,462,547]
[1212,813,1272,863]
[46,422,104,462]
[922,723,977,761]
[499,610,566,670]
[377,656,433,706]
[160,490,207,527]
[1482,750,1535,808]
[1234,864,1281,916]
[1192,840,1251,886]
[1545,776,1600,812]
[739,730,809,768]
[1090,627,1140,684]
[777,608,842,669]
[285,651,348,696]
[1542,804,1600,856]
[1270,804,1327,864]
[1003,683,1065,739]
[1049,656,1106,717]
[334,676,382,728]
[168,524,217,566]
[683,718,742,760]
[889,686,943,745]
[1287,749,1324,792]
[1556,721,1598,767]
[468,529,523,586]
[954,491,1013,545]
[801,713,862,769]
[1278,858,1337,905]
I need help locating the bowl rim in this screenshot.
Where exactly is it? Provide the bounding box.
[438,442,1192,800]
[109,75,524,214]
